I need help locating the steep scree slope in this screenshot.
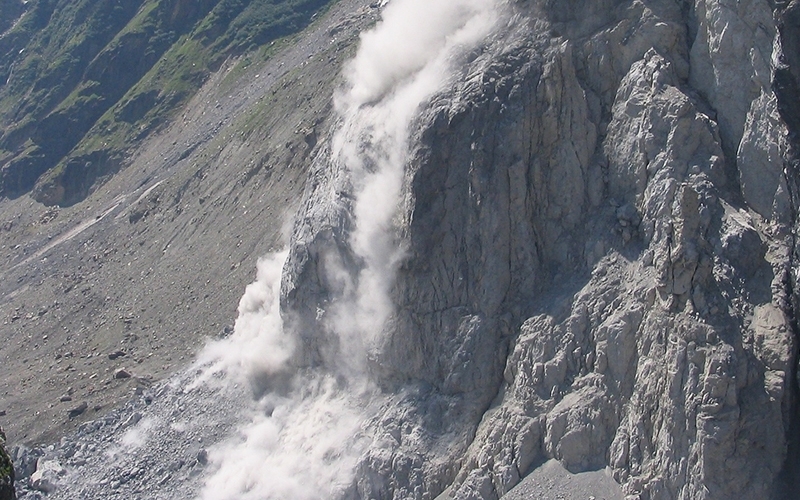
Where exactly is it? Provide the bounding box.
[0,0,374,445]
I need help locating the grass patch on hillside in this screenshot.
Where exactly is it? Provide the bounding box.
[23,0,335,204]
[0,0,336,203]
[71,0,335,156]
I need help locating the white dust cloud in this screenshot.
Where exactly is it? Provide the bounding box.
[193,0,504,498]
[196,250,293,386]
[327,0,502,376]
[200,376,370,500]
[341,0,501,108]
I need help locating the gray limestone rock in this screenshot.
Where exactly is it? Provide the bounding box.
[276,0,800,498]
[5,0,797,498]
[29,460,64,494]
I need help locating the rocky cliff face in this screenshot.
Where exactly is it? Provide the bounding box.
[281,0,800,498]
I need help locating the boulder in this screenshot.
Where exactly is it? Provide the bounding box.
[29,459,65,494]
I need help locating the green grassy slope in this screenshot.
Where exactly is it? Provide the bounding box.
[0,0,331,205]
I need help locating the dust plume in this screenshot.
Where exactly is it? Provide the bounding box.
[193,0,505,498]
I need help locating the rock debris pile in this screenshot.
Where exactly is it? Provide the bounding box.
[11,371,249,500]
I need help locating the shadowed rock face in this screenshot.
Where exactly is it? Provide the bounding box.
[0,428,14,500]
[775,1,800,142]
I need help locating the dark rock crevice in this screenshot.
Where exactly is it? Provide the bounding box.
[773,2,800,496]
[0,427,13,500]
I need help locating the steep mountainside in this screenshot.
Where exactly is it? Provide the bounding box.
[279,0,800,497]
[0,0,330,205]
[0,0,366,445]
[1,0,800,499]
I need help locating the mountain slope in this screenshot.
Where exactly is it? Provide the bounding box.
[1,0,800,499]
[0,0,364,446]
[0,0,330,205]
[278,0,800,497]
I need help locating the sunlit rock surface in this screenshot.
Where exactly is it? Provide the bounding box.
[286,0,800,498]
